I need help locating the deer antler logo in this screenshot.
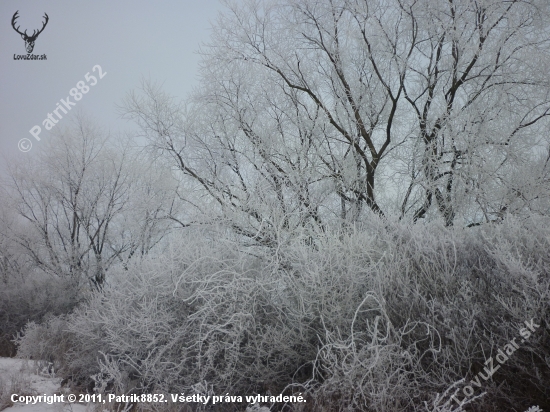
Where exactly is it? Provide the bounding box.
[11,11,49,53]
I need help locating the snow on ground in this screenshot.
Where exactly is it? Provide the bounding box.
[0,357,90,412]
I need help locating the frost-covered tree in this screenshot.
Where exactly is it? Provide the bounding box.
[210,0,550,226]
[1,115,176,289]
[123,0,550,242]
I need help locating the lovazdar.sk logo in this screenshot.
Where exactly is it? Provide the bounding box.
[11,10,48,60]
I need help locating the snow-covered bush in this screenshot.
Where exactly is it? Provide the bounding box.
[15,216,550,411]
[15,315,76,377]
[59,229,320,397]
[293,216,550,411]
[0,362,34,411]
[0,270,80,358]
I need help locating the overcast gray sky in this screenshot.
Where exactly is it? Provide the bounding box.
[0,0,224,171]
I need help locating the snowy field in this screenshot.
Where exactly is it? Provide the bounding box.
[0,357,89,412]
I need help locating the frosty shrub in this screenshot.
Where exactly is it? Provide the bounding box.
[295,215,550,411]
[0,271,80,357]
[0,365,33,411]
[15,216,549,411]
[58,229,320,397]
[15,315,76,378]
